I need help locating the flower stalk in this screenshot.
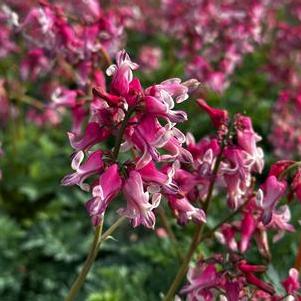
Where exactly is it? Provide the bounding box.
[163,152,223,301]
[65,219,104,301]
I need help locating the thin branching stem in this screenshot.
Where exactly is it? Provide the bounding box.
[163,152,223,301]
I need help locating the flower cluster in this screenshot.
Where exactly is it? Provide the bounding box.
[263,0,301,89]
[125,0,271,94]
[62,50,201,228]
[0,0,137,128]
[269,90,301,159]
[181,256,300,300]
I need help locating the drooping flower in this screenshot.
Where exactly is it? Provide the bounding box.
[197,98,228,129]
[256,175,287,224]
[167,195,206,225]
[180,263,219,297]
[282,268,300,296]
[119,170,160,229]
[86,164,122,226]
[61,150,103,191]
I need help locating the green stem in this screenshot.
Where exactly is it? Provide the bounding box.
[100,47,112,68]
[65,216,126,301]
[202,200,247,241]
[65,219,104,301]
[157,207,183,262]
[163,153,223,301]
[65,83,134,299]
[97,216,126,247]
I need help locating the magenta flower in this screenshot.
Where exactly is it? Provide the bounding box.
[119,171,160,229]
[167,195,206,225]
[130,115,167,169]
[106,49,139,96]
[144,95,187,123]
[20,48,49,80]
[256,175,287,224]
[282,268,300,296]
[137,161,178,194]
[215,224,238,252]
[138,46,162,72]
[244,272,275,295]
[61,150,103,191]
[235,115,264,173]
[197,99,228,129]
[161,131,193,164]
[221,147,251,209]
[240,211,257,253]
[68,122,110,152]
[51,87,78,109]
[152,78,189,104]
[86,164,122,226]
[180,263,219,297]
[268,160,295,178]
[266,205,295,242]
[21,7,56,49]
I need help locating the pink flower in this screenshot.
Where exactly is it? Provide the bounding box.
[119,170,160,229]
[143,78,188,122]
[235,115,264,173]
[161,130,193,164]
[221,147,251,209]
[137,160,178,194]
[186,134,220,174]
[153,78,188,104]
[130,115,167,169]
[240,212,257,253]
[67,0,101,22]
[61,150,103,191]
[86,164,122,226]
[144,95,187,123]
[237,261,274,295]
[92,86,123,107]
[282,268,300,295]
[20,48,49,80]
[180,263,219,297]
[21,7,56,49]
[256,175,287,224]
[167,195,206,225]
[106,49,139,96]
[51,87,78,109]
[138,46,162,72]
[244,273,275,295]
[197,99,228,129]
[268,160,295,178]
[215,224,238,252]
[225,280,240,301]
[266,205,295,242]
[68,122,110,152]
[292,169,301,203]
